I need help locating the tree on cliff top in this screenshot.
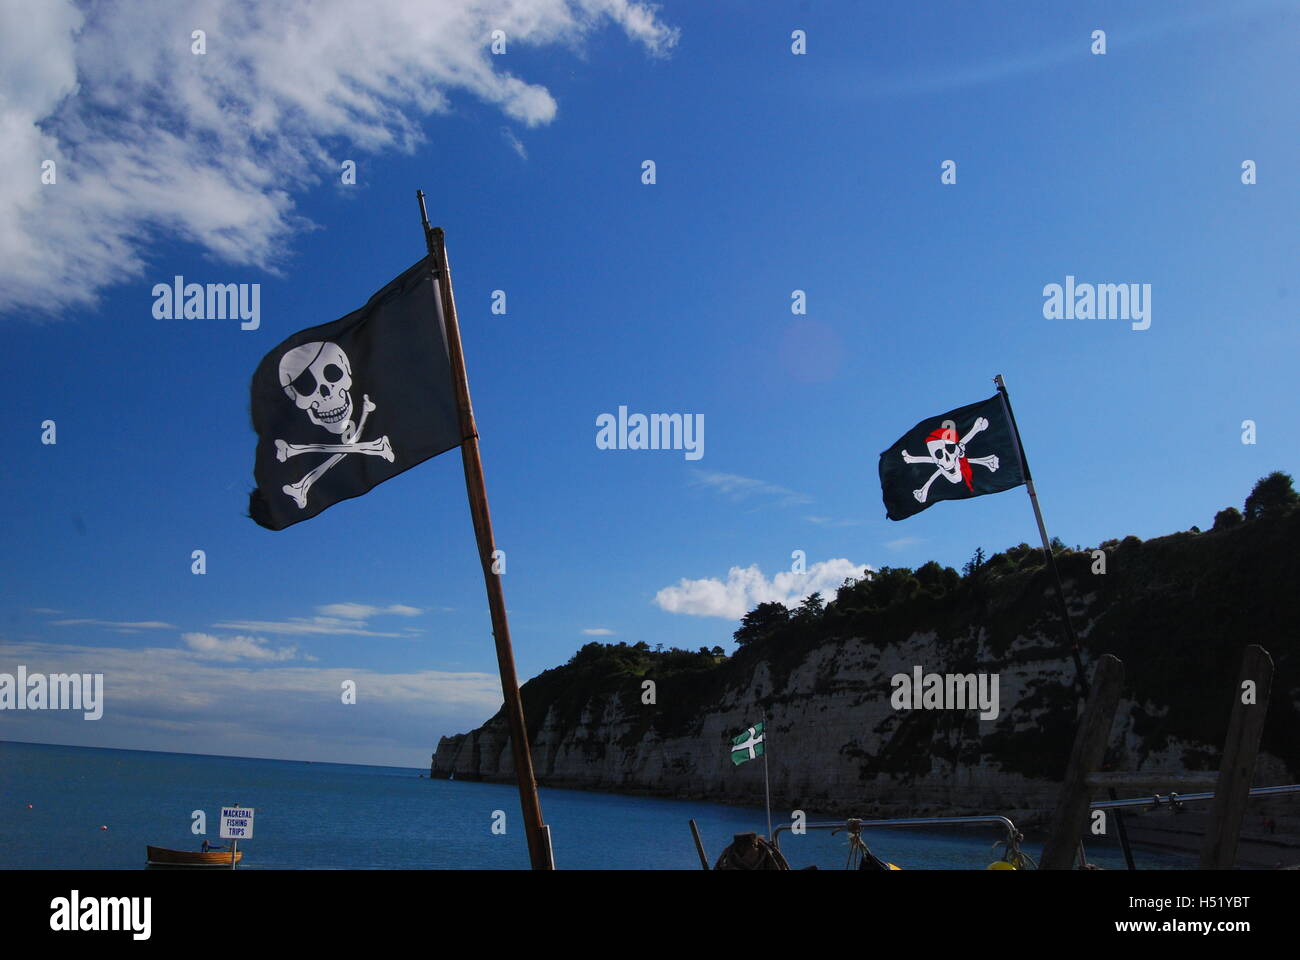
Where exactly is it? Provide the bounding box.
[914,560,960,597]
[829,566,921,615]
[1213,506,1242,531]
[733,601,790,646]
[1244,471,1299,522]
[793,592,825,621]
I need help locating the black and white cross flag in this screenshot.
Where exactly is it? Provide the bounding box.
[249,256,463,530]
[878,393,1026,521]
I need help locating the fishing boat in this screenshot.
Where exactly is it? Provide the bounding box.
[145,845,243,867]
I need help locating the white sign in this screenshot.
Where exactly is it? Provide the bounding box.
[219,806,255,840]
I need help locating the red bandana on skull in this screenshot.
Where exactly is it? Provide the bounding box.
[926,426,974,491]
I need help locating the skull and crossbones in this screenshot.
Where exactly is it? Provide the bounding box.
[276,341,394,508]
[900,417,1000,503]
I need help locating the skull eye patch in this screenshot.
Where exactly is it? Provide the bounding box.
[290,369,317,397]
[322,363,344,383]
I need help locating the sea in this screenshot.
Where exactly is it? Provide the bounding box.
[0,740,1193,870]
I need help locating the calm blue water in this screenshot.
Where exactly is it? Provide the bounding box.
[0,741,1192,869]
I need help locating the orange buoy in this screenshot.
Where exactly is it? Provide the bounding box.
[100,825,108,830]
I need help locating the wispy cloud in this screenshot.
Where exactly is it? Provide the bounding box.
[0,0,679,315]
[182,632,306,662]
[50,619,176,631]
[654,558,872,620]
[885,537,925,551]
[806,516,864,528]
[0,640,503,765]
[43,603,428,647]
[212,618,408,638]
[691,471,812,508]
[215,601,430,638]
[501,127,527,160]
[315,603,423,620]
[581,628,615,636]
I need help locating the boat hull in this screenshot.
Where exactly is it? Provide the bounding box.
[146,845,243,867]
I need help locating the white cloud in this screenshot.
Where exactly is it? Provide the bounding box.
[213,617,407,637]
[581,627,615,636]
[501,127,527,159]
[182,632,302,662]
[0,0,679,315]
[315,603,423,620]
[50,619,176,630]
[654,558,873,620]
[691,471,812,507]
[384,604,423,617]
[0,639,504,766]
[806,516,863,528]
[885,537,925,551]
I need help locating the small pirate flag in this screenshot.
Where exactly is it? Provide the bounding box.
[248,255,463,530]
[878,393,1025,521]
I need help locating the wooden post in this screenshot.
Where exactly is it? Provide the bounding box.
[1200,644,1273,869]
[416,192,551,870]
[689,819,710,870]
[1040,654,1124,869]
[230,838,238,870]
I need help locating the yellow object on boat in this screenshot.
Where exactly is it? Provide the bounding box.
[987,860,1017,870]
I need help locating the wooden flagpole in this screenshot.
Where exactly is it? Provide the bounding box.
[993,374,1090,699]
[417,192,552,870]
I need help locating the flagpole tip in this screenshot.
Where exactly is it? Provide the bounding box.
[415,189,433,233]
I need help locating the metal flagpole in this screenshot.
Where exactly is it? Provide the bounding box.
[417,191,552,870]
[993,374,1090,699]
[761,712,773,841]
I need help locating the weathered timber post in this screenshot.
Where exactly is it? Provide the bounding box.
[1200,644,1274,869]
[1040,654,1124,869]
[689,819,710,870]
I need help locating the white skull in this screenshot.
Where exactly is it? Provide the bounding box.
[926,428,964,483]
[279,341,354,437]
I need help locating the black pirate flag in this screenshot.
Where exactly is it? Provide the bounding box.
[878,393,1025,521]
[248,256,463,530]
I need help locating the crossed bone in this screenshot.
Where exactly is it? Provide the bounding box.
[278,394,394,509]
[900,416,1000,503]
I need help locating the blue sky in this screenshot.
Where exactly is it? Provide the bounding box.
[1,0,1296,766]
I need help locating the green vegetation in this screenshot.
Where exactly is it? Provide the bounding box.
[517,641,725,752]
